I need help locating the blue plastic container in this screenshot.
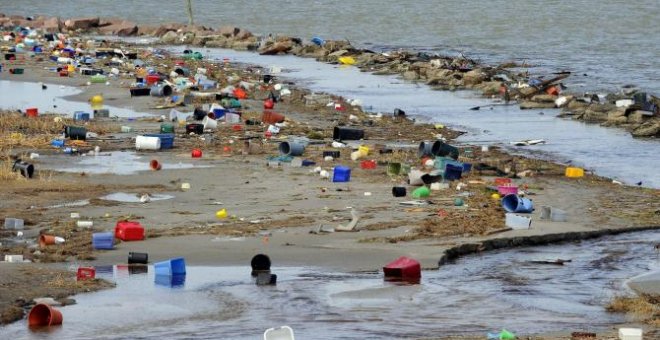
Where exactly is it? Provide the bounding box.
[332,166,351,182]
[92,232,114,250]
[501,194,534,213]
[444,164,463,181]
[311,37,325,46]
[73,111,90,121]
[212,107,226,119]
[155,273,186,287]
[144,133,175,149]
[462,163,472,173]
[154,257,186,276]
[51,139,65,147]
[434,157,463,173]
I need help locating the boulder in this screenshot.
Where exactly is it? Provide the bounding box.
[153,23,184,37]
[180,32,195,44]
[328,49,349,57]
[567,99,589,111]
[582,109,608,122]
[520,101,557,110]
[137,25,158,36]
[160,31,180,44]
[41,17,62,32]
[259,41,292,55]
[628,110,653,124]
[204,36,231,48]
[403,70,419,81]
[475,81,504,96]
[631,120,660,137]
[607,107,627,120]
[231,40,259,51]
[219,26,239,37]
[235,29,252,40]
[463,69,486,85]
[531,94,558,103]
[64,17,100,30]
[98,20,138,36]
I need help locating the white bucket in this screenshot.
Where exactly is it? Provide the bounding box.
[350,150,364,161]
[430,182,449,191]
[135,136,161,150]
[618,328,642,340]
[505,213,531,230]
[408,169,426,186]
[57,57,73,64]
[202,116,218,130]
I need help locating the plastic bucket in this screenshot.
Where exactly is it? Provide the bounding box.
[387,162,402,176]
[155,273,186,287]
[149,159,162,170]
[225,112,241,123]
[262,111,285,124]
[12,160,34,178]
[251,254,272,274]
[501,194,534,213]
[505,213,532,229]
[4,218,24,230]
[408,169,425,186]
[160,123,175,133]
[418,141,433,158]
[28,303,63,327]
[212,107,226,120]
[39,235,56,247]
[392,186,406,197]
[135,136,161,150]
[146,74,160,85]
[333,126,364,141]
[154,257,186,276]
[279,141,305,156]
[92,232,114,250]
[94,109,110,118]
[497,185,518,196]
[323,151,340,159]
[128,252,149,264]
[332,166,351,182]
[202,116,218,130]
[444,164,463,181]
[144,134,174,149]
[25,107,38,117]
[64,126,87,140]
[150,84,172,97]
[129,87,151,97]
[431,141,459,160]
[73,111,90,121]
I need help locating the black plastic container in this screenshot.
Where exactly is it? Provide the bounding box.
[128,252,149,264]
[64,126,87,140]
[12,160,34,178]
[185,123,204,135]
[431,140,459,160]
[129,87,151,97]
[333,126,365,141]
[323,151,340,159]
[392,186,406,197]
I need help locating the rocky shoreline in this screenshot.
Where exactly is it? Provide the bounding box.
[2,13,659,138]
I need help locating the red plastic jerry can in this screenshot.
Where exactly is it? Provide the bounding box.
[383,256,421,280]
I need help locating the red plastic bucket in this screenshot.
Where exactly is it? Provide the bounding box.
[146,75,160,85]
[25,108,38,117]
[28,303,63,327]
[77,267,96,281]
[360,160,377,169]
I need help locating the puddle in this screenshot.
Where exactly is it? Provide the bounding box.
[100,192,175,203]
[38,151,211,175]
[0,80,151,118]
[1,231,657,339]
[165,47,660,188]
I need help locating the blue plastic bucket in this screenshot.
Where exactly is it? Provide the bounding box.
[332,166,351,182]
[92,232,114,250]
[212,108,226,119]
[155,273,186,287]
[73,111,90,121]
[444,164,463,181]
[434,157,463,172]
[144,133,175,149]
[154,257,186,276]
[462,163,472,173]
[501,194,534,213]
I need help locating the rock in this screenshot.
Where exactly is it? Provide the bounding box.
[98,20,138,36]
[520,101,556,110]
[403,70,419,81]
[587,103,616,113]
[604,115,628,126]
[160,31,180,44]
[219,26,239,37]
[64,17,100,30]
[632,120,660,137]
[231,40,259,51]
[567,99,589,111]
[180,31,196,44]
[328,49,349,57]
[259,41,292,55]
[137,25,158,36]
[297,45,327,58]
[463,69,486,85]
[476,81,504,96]
[531,94,558,103]
[607,107,627,120]
[33,297,61,306]
[153,23,184,37]
[628,110,652,124]
[235,28,252,40]
[41,17,62,32]
[204,36,231,48]
[582,109,608,122]
[58,298,76,306]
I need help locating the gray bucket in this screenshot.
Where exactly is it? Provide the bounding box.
[418,141,433,158]
[279,141,305,156]
[150,84,173,97]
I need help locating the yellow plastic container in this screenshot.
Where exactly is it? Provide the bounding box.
[358,145,369,156]
[565,167,584,178]
[338,56,356,65]
[67,64,75,73]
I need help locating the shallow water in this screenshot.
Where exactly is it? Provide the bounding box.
[174,47,660,188]
[2,231,658,339]
[100,192,174,203]
[5,1,659,94]
[0,80,150,118]
[38,151,210,175]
